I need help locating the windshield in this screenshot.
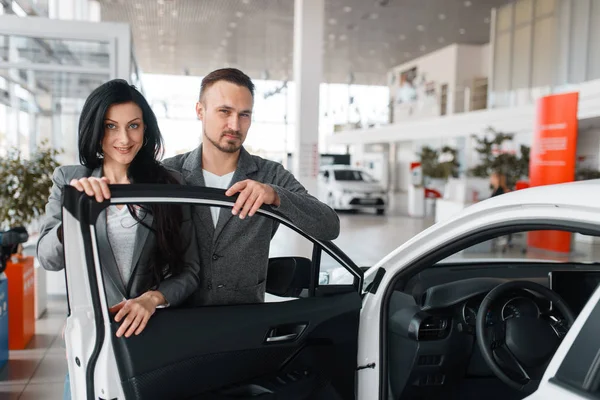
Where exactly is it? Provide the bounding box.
[440,229,600,265]
[333,170,375,182]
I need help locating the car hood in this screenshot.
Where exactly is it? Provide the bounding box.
[335,182,384,192]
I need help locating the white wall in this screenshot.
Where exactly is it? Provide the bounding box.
[396,142,414,192]
[456,44,489,87]
[389,44,459,120]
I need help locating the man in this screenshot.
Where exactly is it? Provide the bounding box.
[162,68,340,306]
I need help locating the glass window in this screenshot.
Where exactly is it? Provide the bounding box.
[0,34,111,69]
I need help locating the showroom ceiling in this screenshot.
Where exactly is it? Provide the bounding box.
[99,0,514,85]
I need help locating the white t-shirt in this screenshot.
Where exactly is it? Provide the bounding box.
[202,169,235,227]
[106,205,139,286]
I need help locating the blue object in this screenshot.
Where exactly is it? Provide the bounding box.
[0,273,9,369]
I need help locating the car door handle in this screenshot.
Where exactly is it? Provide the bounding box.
[264,323,307,344]
[265,333,298,343]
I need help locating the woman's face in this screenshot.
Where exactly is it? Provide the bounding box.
[101,102,145,167]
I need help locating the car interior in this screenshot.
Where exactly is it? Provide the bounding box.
[64,187,365,400]
[382,230,600,400]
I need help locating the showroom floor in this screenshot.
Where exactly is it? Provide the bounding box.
[1,194,599,399]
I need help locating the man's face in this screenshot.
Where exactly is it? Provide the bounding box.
[196,80,253,154]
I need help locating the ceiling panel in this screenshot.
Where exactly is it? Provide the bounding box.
[99,0,513,85]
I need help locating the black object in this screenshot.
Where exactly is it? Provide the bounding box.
[0,226,29,273]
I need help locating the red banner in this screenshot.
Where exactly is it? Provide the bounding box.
[528,92,579,253]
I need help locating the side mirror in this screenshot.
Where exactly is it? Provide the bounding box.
[318,272,330,285]
[266,257,312,297]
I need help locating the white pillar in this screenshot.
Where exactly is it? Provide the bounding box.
[48,0,90,20]
[7,36,19,150]
[88,0,101,22]
[292,0,324,193]
[389,142,398,193]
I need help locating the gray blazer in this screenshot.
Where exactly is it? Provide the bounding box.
[36,165,201,307]
[162,145,340,306]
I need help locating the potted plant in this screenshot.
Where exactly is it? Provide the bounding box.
[469,127,530,190]
[0,141,62,241]
[417,145,460,189]
[575,167,600,181]
[0,141,61,348]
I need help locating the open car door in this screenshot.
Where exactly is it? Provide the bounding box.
[60,184,364,400]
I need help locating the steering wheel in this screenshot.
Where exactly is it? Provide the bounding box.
[476,281,575,393]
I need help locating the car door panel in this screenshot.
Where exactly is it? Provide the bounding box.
[111,292,361,399]
[61,185,364,400]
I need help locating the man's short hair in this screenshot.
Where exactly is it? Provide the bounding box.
[199,68,255,101]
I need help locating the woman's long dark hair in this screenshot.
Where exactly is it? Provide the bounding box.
[78,79,185,288]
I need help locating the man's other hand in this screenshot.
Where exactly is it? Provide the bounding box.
[225,179,281,219]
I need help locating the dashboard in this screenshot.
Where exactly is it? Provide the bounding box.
[388,268,600,400]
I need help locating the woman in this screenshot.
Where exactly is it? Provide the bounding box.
[490,171,509,197]
[36,79,201,398]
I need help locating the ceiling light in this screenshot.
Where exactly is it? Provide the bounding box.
[417,25,425,32]
[229,22,237,28]
[172,10,178,17]
[369,13,379,20]
[158,29,164,35]
[339,34,347,41]
[420,45,427,52]
[464,1,472,6]
[329,18,337,25]
[135,3,142,9]
[226,31,233,37]
[221,39,228,46]
[399,34,406,40]
[157,0,165,5]
[459,28,466,34]
[439,14,446,20]
[242,0,250,4]
[343,6,352,12]
[235,11,244,18]
[484,17,490,24]
[328,33,336,40]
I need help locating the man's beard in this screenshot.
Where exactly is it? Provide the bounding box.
[204,129,242,154]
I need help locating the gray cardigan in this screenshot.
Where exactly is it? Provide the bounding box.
[36,165,201,307]
[162,145,340,305]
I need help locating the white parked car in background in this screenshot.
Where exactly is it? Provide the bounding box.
[318,165,388,215]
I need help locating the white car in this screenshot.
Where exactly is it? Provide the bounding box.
[318,165,388,215]
[61,179,600,400]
